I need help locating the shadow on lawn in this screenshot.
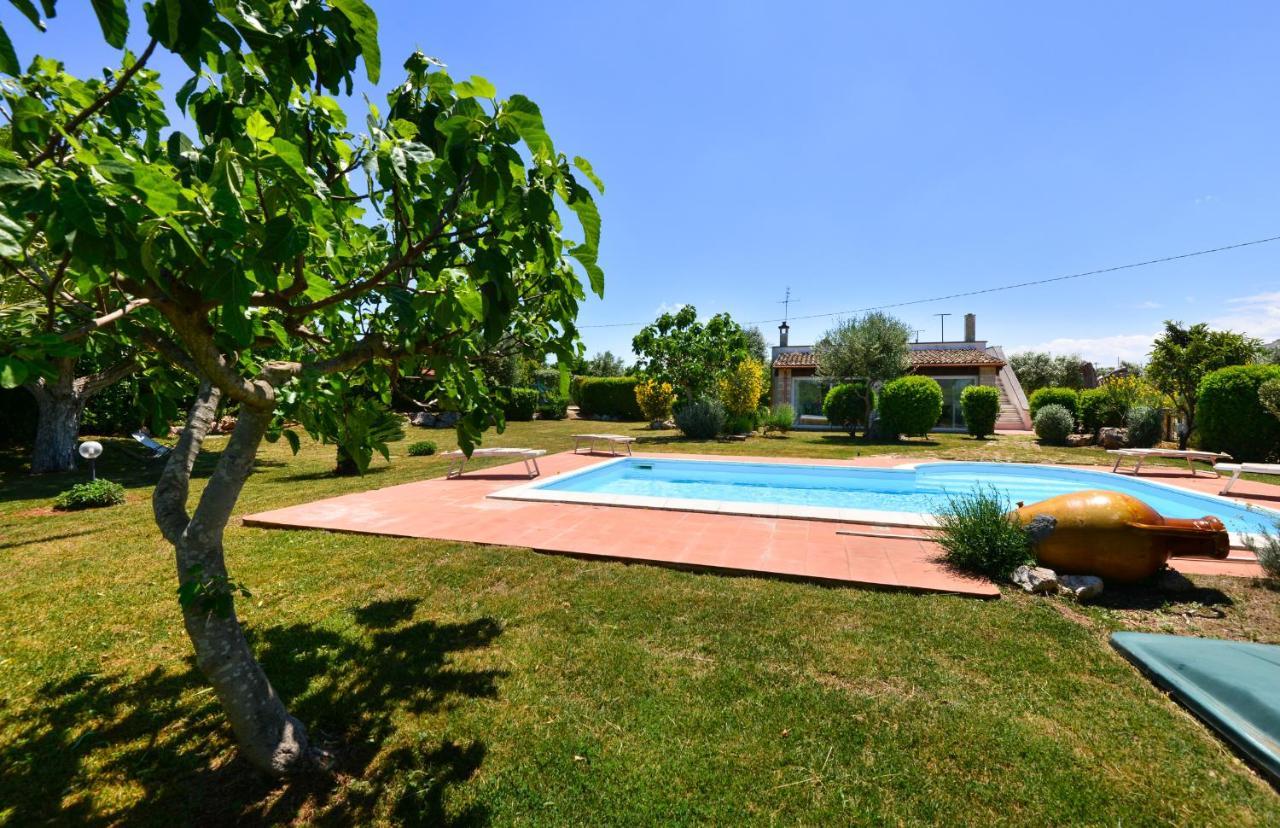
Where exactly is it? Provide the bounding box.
[0,599,503,826]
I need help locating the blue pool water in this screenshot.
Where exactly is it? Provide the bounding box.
[534,458,1279,534]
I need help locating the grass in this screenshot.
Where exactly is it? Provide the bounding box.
[1,419,1278,824]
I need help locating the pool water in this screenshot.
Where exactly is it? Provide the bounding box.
[530,458,1279,535]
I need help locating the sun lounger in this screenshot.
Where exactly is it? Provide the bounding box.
[1215,462,1280,495]
[572,434,635,456]
[1108,448,1231,477]
[131,430,172,459]
[442,448,545,479]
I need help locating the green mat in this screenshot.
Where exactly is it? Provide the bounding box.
[1111,632,1280,784]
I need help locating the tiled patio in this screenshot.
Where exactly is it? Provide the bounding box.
[242,451,1271,598]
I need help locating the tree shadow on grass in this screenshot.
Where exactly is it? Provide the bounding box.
[0,599,503,825]
[816,434,940,448]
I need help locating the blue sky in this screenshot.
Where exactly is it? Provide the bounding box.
[8,1,1280,364]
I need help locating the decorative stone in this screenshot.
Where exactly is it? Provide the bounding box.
[1012,565,1059,594]
[1155,569,1195,594]
[1098,427,1128,450]
[410,410,460,429]
[1066,433,1096,447]
[1058,574,1104,601]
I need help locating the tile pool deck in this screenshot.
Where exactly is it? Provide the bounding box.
[242,451,1270,598]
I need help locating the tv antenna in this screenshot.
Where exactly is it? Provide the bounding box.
[933,312,952,342]
[778,286,796,322]
[913,328,925,343]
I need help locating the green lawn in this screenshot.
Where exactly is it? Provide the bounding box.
[1,420,1277,824]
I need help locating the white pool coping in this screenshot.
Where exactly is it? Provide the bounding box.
[487,455,1277,547]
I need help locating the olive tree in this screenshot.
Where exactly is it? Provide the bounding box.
[814,311,912,433]
[0,0,603,775]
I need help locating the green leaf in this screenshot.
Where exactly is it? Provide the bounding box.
[89,0,128,49]
[130,165,182,215]
[259,215,308,262]
[330,0,380,84]
[9,0,44,30]
[0,212,25,257]
[573,156,605,194]
[0,23,19,76]
[455,75,496,99]
[502,95,553,159]
[0,357,29,388]
[455,281,483,320]
[245,111,275,144]
[282,429,301,455]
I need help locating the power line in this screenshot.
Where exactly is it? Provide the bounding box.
[577,234,1280,330]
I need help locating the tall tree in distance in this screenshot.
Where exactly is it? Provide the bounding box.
[1146,321,1259,448]
[814,311,912,432]
[0,0,603,775]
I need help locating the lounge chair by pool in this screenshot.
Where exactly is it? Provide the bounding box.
[1108,448,1230,477]
[442,448,545,479]
[1215,462,1280,495]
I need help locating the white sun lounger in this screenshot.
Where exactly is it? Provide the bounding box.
[1108,448,1231,477]
[572,433,635,456]
[443,448,545,479]
[131,430,172,459]
[1215,462,1280,495]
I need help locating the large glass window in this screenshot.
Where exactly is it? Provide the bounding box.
[793,378,837,418]
[934,377,976,430]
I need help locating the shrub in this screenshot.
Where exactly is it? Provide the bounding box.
[54,479,126,511]
[407,440,437,456]
[1033,403,1074,446]
[504,388,539,421]
[931,485,1033,579]
[577,377,644,420]
[568,375,585,406]
[960,384,1000,439]
[1028,387,1079,423]
[1077,388,1112,434]
[1260,377,1280,421]
[1125,405,1163,448]
[635,378,676,422]
[1099,375,1163,419]
[1196,364,1280,461]
[763,404,795,435]
[536,394,569,420]
[674,398,726,439]
[724,413,756,434]
[1245,521,1280,580]
[822,382,872,436]
[718,360,767,420]
[877,376,943,438]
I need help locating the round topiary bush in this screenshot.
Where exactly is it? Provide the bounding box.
[822,382,871,436]
[1125,405,1163,449]
[504,388,538,421]
[960,384,1000,439]
[1033,403,1074,446]
[1028,387,1079,423]
[407,440,437,456]
[674,397,726,439]
[877,376,944,438]
[1196,364,1280,461]
[1076,388,1107,434]
[54,479,126,511]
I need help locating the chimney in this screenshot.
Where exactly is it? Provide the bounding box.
[778,321,790,347]
[964,313,976,343]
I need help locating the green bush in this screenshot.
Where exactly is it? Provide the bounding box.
[577,376,644,420]
[674,398,726,439]
[1260,377,1280,421]
[1033,403,1074,446]
[1077,388,1113,434]
[877,376,943,438]
[1028,387,1079,423]
[1245,520,1280,580]
[960,384,1000,439]
[822,382,872,436]
[54,479,126,511]
[536,394,569,420]
[724,412,756,435]
[763,404,795,435]
[568,375,585,406]
[504,388,539,421]
[1196,364,1280,461]
[931,485,1033,579]
[407,440,437,456]
[1125,405,1163,449]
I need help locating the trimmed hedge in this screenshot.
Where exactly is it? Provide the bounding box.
[1034,403,1074,445]
[537,394,569,420]
[1028,387,1079,423]
[822,382,872,436]
[878,376,944,438]
[578,376,644,420]
[1196,364,1280,461]
[1077,388,1109,434]
[504,388,539,421]
[960,384,1000,439]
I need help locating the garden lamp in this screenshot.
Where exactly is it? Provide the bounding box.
[78,440,103,481]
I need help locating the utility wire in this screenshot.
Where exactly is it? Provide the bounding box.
[577,234,1280,330]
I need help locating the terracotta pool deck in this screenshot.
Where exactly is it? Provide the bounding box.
[242,451,1272,598]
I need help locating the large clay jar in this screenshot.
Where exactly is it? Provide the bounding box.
[1012,490,1229,583]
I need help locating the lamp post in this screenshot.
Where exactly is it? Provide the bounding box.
[78,440,103,481]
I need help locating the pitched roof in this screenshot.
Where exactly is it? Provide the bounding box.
[772,347,1005,370]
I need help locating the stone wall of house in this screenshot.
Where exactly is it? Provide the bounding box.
[772,369,790,409]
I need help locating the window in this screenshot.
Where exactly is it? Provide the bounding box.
[933,377,976,430]
[793,378,837,419]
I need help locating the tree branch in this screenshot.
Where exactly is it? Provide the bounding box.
[154,381,221,546]
[77,357,138,398]
[60,297,151,341]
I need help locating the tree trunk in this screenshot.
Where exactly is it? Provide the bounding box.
[27,356,138,474]
[1178,406,1193,450]
[154,383,317,775]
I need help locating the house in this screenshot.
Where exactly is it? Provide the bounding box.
[770,313,1032,431]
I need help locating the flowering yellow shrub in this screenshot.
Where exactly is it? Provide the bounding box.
[635,378,676,421]
[718,360,766,418]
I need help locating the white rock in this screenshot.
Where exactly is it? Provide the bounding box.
[1012,565,1059,594]
[1058,574,1104,601]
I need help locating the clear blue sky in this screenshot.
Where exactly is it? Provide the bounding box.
[9,1,1280,365]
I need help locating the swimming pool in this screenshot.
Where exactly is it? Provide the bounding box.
[489,457,1279,540]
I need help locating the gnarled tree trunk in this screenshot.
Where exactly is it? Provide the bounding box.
[26,356,137,474]
[153,380,316,775]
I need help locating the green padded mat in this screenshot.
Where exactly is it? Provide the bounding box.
[1111,632,1280,784]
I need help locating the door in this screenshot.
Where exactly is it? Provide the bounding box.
[934,377,976,430]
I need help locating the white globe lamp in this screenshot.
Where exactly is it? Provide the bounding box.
[78,440,103,480]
